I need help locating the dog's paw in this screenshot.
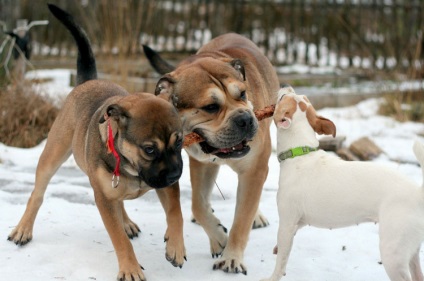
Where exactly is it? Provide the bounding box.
[117,264,145,281]
[212,256,247,275]
[7,225,33,246]
[252,211,269,229]
[164,233,186,268]
[123,219,141,239]
[210,224,228,258]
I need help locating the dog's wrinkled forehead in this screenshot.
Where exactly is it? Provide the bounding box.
[277,86,311,112]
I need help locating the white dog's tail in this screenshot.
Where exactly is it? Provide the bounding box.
[413,140,424,188]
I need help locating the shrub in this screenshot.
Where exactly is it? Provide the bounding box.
[378,91,424,123]
[0,81,58,148]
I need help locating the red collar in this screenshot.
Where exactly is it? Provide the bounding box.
[104,113,120,187]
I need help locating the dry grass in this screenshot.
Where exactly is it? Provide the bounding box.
[0,81,58,148]
[378,91,424,123]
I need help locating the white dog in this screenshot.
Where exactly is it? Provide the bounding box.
[262,86,424,281]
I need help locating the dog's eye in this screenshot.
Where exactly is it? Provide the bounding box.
[240,91,246,100]
[201,103,220,113]
[144,146,155,155]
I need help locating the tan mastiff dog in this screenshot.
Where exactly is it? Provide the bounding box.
[7,5,186,281]
[143,33,280,274]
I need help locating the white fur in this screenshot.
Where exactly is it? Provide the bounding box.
[262,88,424,281]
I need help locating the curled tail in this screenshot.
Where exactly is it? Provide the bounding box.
[413,140,424,188]
[47,4,97,85]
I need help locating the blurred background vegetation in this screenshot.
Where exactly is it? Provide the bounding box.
[0,0,423,147]
[1,0,422,72]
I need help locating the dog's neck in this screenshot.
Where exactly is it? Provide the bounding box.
[276,116,319,156]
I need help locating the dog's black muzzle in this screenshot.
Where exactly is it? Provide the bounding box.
[141,156,183,189]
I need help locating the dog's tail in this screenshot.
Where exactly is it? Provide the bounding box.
[142,45,176,75]
[47,4,97,85]
[413,140,424,188]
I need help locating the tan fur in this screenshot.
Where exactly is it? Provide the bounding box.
[274,95,297,121]
[152,33,280,273]
[8,80,186,281]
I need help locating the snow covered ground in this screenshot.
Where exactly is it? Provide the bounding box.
[1,69,424,280]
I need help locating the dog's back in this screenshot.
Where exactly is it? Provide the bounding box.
[279,150,424,228]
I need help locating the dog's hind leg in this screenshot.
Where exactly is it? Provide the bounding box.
[8,127,72,245]
[410,248,423,281]
[379,221,414,281]
[120,201,141,239]
[380,250,412,281]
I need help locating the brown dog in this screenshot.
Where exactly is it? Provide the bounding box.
[7,5,186,281]
[143,33,280,274]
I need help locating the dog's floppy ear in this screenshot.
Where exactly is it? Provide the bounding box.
[230,59,246,81]
[99,104,129,124]
[98,104,128,143]
[155,75,175,101]
[306,107,336,137]
[314,116,336,137]
[143,45,175,75]
[311,115,336,137]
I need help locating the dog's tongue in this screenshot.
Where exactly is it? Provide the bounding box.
[217,142,245,153]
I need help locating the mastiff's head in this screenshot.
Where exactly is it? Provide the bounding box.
[153,56,258,159]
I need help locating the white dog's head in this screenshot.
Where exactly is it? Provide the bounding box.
[273,86,336,137]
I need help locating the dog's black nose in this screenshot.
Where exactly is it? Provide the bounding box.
[164,167,182,186]
[234,111,254,129]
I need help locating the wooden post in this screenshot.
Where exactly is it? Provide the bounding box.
[11,19,28,81]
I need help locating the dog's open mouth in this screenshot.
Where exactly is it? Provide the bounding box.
[199,139,251,158]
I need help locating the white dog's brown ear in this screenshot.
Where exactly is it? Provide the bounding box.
[313,115,336,137]
[307,108,336,137]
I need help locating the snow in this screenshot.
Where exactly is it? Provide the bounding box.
[1,69,424,281]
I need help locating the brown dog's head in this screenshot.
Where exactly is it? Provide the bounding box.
[154,56,258,159]
[100,93,183,188]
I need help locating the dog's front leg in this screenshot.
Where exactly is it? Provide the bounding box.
[93,187,145,281]
[213,160,269,274]
[190,157,228,257]
[155,182,186,268]
[261,211,300,281]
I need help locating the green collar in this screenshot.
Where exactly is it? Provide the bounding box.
[277,146,318,162]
